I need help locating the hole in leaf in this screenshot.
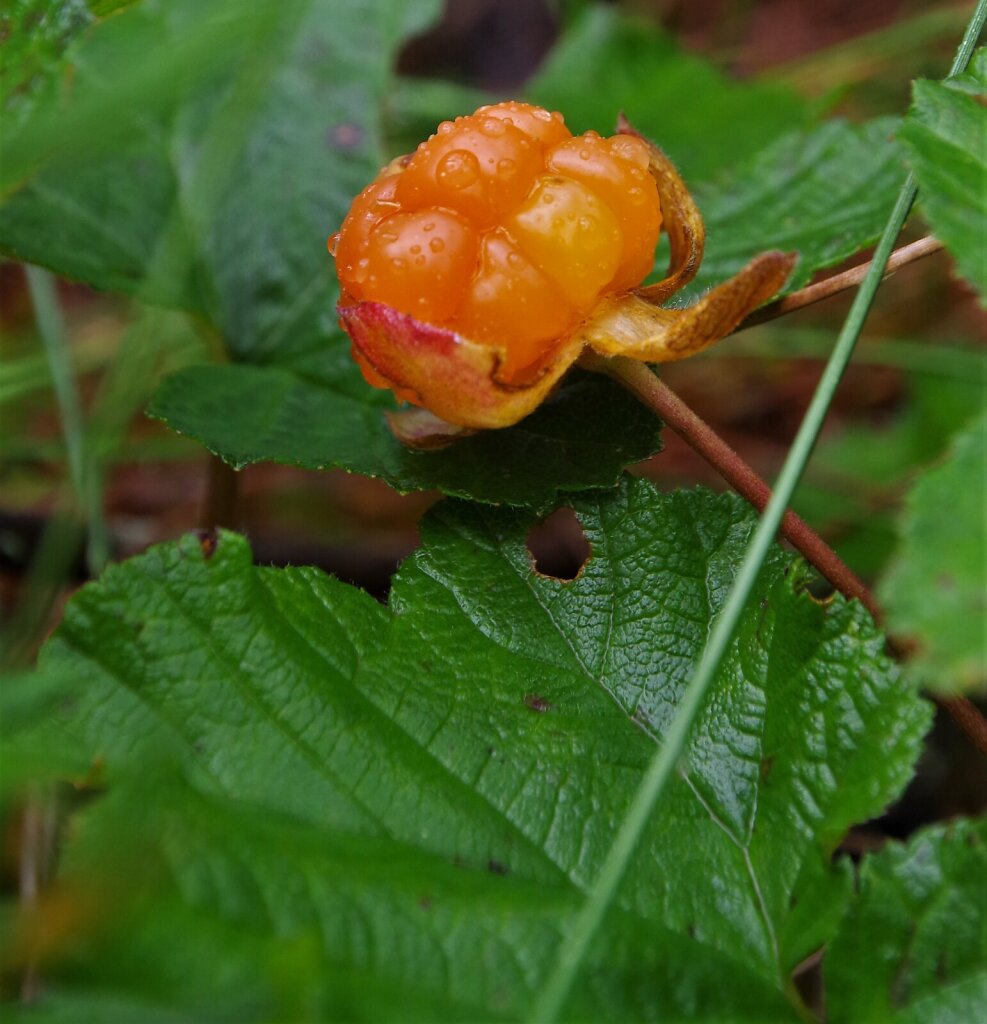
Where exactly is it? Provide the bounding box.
[526,506,590,582]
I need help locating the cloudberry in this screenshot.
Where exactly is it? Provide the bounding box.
[331,101,662,382]
[330,106,795,438]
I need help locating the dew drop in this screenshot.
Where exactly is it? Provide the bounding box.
[507,251,523,268]
[429,237,445,253]
[629,187,644,203]
[410,244,421,254]
[480,117,506,137]
[541,192,555,204]
[436,149,481,190]
[497,157,517,177]
[391,257,407,271]
[579,148,591,161]
[327,232,340,256]
[438,120,455,135]
[414,255,426,267]
[379,230,398,243]
[423,222,435,232]
[534,108,551,122]
[552,216,564,230]
[578,216,594,231]
[351,257,369,283]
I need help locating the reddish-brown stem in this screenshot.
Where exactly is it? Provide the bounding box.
[589,353,987,758]
[592,354,879,615]
[941,697,987,757]
[736,236,944,331]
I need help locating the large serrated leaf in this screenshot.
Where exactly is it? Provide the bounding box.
[11,480,930,1019]
[899,49,987,301]
[825,819,987,1024]
[879,411,987,694]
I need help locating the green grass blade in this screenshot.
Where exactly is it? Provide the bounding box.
[25,266,109,574]
[528,4,987,1020]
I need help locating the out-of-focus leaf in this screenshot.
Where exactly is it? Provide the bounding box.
[0,0,92,131]
[0,0,441,366]
[13,481,929,1019]
[826,819,987,1023]
[149,365,661,511]
[525,6,811,181]
[879,411,987,694]
[899,49,987,300]
[793,366,986,579]
[687,118,905,297]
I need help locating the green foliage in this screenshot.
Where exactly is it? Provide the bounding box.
[826,819,987,1023]
[149,366,661,510]
[0,0,92,130]
[880,411,987,693]
[2,3,984,1020]
[526,6,811,181]
[5,481,930,1019]
[687,118,905,297]
[899,49,987,301]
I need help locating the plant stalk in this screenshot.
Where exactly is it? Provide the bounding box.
[738,235,944,331]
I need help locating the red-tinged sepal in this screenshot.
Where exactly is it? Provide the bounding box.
[338,300,582,430]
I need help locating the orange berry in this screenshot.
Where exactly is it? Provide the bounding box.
[395,115,542,228]
[353,208,479,322]
[503,175,622,309]
[474,100,572,148]
[331,174,401,287]
[331,104,665,391]
[453,229,578,380]
[545,134,661,292]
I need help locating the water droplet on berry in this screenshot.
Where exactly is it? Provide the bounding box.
[436,149,481,190]
[414,255,426,267]
[351,257,369,283]
[507,251,523,268]
[480,117,506,137]
[579,148,591,161]
[391,257,407,271]
[379,230,398,243]
[423,222,435,232]
[534,108,551,122]
[541,192,555,204]
[438,120,454,135]
[429,237,445,253]
[497,157,517,177]
[629,187,644,202]
[579,216,594,231]
[327,232,340,256]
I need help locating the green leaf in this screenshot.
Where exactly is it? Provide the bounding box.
[148,364,661,510]
[525,6,811,181]
[826,819,987,1024]
[0,0,93,132]
[0,0,441,365]
[687,118,905,297]
[879,411,987,694]
[17,481,930,1019]
[899,49,987,301]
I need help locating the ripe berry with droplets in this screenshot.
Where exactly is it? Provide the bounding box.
[330,101,662,383]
